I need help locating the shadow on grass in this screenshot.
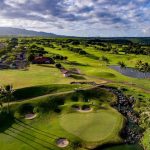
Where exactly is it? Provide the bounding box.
[4,132,38,150]
[7,127,56,150]
[37,64,55,68]
[69,75,86,80]
[87,54,99,60]
[14,119,72,148]
[66,61,90,67]
[15,120,57,139]
[0,112,14,133]
[13,85,57,100]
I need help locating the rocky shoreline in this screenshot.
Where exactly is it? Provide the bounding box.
[101,85,143,144]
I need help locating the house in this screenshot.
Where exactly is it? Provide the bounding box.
[60,68,71,77]
[32,56,54,64]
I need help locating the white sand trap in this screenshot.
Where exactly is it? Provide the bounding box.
[25,113,37,120]
[56,138,69,148]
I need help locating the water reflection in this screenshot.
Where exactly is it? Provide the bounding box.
[110,65,150,78]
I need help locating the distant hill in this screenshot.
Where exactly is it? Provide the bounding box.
[0,27,60,37]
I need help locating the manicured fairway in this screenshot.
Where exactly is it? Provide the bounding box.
[60,109,124,142]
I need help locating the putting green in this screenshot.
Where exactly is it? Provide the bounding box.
[60,110,124,142]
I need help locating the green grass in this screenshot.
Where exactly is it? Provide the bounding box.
[0,109,124,150]
[0,65,77,89]
[13,84,87,100]
[0,43,149,91]
[0,87,124,150]
[60,108,124,143]
[44,45,150,91]
[0,39,150,150]
[142,129,150,150]
[0,113,77,150]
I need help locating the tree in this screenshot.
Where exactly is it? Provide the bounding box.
[111,48,119,54]
[118,61,126,68]
[55,63,62,69]
[135,61,150,73]
[142,62,150,73]
[101,56,110,64]
[135,60,143,70]
[0,85,14,114]
[28,53,35,62]
[0,94,3,111]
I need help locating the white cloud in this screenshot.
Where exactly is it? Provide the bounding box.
[4,0,28,7]
[0,0,149,36]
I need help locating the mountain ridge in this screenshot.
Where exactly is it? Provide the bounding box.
[0,27,60,37]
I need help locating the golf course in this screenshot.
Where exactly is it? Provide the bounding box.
[0,37,150,150]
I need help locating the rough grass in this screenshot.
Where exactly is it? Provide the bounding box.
[0,65,76,89]
[142,129,150,150]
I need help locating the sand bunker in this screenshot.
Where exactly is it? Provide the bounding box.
[72,105,80,111]
[78,107,93,113]
[56,138,69,148]
[72,105,93,113]
[25,113,37,120]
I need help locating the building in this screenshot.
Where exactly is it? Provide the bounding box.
[32,56,54,64]
[60,68,71,77]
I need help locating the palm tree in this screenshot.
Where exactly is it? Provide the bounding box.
[0,85,14,114]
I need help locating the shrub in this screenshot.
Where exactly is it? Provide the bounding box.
[55,63,62,69]
[17,103,34,115]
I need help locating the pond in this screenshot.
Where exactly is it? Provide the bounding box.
[110,65,150,78]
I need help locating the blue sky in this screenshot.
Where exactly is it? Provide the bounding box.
[0,0,150,37]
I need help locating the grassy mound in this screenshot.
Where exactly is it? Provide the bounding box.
[93,72,116,78]
[13,84,84,100]
[60,109,124,143]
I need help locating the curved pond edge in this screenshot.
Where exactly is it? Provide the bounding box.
[109,65,150,79]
